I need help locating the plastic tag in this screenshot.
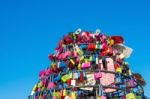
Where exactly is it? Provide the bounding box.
[73,73,78,79]
[96,56,98,64]
[71,79,76,86]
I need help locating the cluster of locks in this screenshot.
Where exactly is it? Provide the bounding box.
[29,29,146,99]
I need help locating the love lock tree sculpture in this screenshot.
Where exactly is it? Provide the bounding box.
[29,29,147,99]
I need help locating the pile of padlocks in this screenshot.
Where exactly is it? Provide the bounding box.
[29,29,146,99]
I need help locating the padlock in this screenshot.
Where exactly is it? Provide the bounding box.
[75,44,83,56]
[63,89,68,96]
[78,63,81,70]
[116,67,122,73]
[71,91,77,99]
[126,93,136,99]
[81,62,91,69]
[87,43,96,51]
[70,59,75,66]
[80,44,87,50]
[96,56,98,64]
[39,70,46,79]
[94,72,102,79]
[32,84,38,92]
[73,50,78,57]
[52,91,61,99]
[59,61,67,68]
[38,81,43,88]
[96,43,102,50]
[114,63,119,70]
[61,74,70,83]
[136,96,142,99]
[107,38,114,46]
[80,71,84,82]
[128,77,136,87]
[45,67,53,76]
[109,36,124,44]
[47,75,56,89]
[115,73,122,84]
[53,74,61,82]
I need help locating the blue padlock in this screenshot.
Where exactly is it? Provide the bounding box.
[53,74,61,82]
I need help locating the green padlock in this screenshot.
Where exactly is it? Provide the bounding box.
[61,74,70,83]
[38,81,42,88]
[52,91,61,99]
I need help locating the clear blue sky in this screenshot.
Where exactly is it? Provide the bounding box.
[0,0,150,98]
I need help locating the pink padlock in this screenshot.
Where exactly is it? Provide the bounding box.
[47,82,56,89]
[73,50,78,57]
[65,51,71,57]
[39,70,45,77]
[94,72,102,79]
[45,68,53,76]
[38,88,41,92]
[81,62,91,69]
[52,96,57,99]
[39,70,46,79]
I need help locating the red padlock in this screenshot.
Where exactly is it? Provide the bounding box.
[114,63,119,70]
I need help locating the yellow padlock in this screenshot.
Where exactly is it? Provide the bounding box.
[78,63,81,70]
[116,67,122,73]
[71,91,76,99]
[63,89,67,96]
[84,58,88,63]
[80,56,84,61]
[126,93,136,99]
[97,96,101,99]
[70,59,75,65]
[32,84,37,91]
[107,38,114,46]
[89,56,93,61]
